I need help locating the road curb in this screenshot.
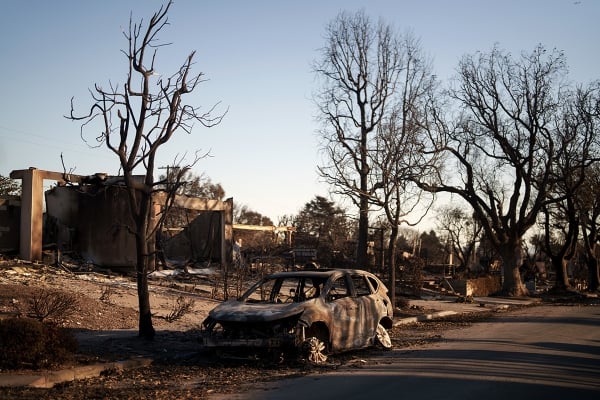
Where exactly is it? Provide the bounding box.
[392,296,537,328]
[0,357,152,388]
[393,310,458,327]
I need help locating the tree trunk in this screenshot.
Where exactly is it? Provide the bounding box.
[587,256,599,292]
[356,195,369,268]
[387,225,399,311]
[498,242,528,296]
[552,256,571,291]
[135,195,155,340]
[136,256,155,340]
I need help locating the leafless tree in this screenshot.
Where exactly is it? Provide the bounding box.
[578,163,600,291]
[436,205,483,271]
[574,85,600,292]
[368,33,440,305]
[540,199,579,290]
[539,83,600,291]
[415,45,572,296]
[67,1,224,339]
[314,11,407,268]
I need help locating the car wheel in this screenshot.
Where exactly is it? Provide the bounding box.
[303,336,328,364]
[375,323,392,349]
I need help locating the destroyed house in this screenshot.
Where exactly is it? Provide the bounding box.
[4,168,233,269]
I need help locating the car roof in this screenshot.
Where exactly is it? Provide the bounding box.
[266,268,375,279]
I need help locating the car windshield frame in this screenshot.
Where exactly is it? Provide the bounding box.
[241,274,329,304]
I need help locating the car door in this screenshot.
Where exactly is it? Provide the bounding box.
[350,273,381,345]
[325,273,361,351]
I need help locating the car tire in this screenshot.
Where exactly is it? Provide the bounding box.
[303,336,328,364]
[375,323,392,349]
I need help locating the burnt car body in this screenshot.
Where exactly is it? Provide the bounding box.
[201,268,394,362]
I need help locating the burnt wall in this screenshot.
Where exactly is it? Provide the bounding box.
[0,197,21,252]
[46,185,137,267]
[162,211,222,263]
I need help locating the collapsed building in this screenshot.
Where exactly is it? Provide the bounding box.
[2,168,234,269]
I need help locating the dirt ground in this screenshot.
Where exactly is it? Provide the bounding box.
[0,261,228,360]
[0,260,493,400]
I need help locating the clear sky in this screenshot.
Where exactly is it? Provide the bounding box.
[1,0,598,225]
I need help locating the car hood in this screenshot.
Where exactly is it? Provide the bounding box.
[208,300,307,323]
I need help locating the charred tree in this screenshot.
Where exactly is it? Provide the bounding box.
[67,1,224,339]
[436,206,483,271]
[578,163,600,292]
[368,33,440,307]
[541,83,600,292]
[415,45,571,296]
[313,11,407,268]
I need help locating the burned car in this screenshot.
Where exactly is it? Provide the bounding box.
[201,268,394,363]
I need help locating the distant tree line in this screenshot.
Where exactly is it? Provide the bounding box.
[0,175,20,196]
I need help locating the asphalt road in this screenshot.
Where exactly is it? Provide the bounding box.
[214,304,600,400]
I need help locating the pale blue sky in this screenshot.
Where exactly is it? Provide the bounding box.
[1,0,598,225]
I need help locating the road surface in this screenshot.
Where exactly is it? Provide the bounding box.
[212,304,600,400]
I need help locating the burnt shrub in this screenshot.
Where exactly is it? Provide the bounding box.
[165,296,195,323]
[396,257,425,297]
[28,288,79,323]
[0,317,78,370]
